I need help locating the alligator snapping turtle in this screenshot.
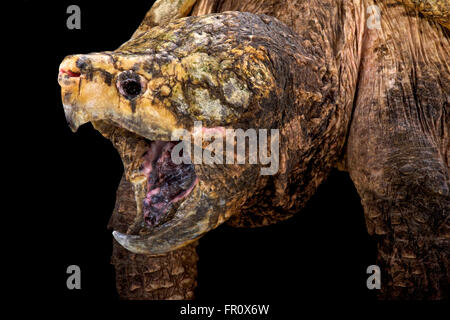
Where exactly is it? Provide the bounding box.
[58,0,449,300]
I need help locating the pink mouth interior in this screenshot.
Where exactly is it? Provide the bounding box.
[140,141,198,227]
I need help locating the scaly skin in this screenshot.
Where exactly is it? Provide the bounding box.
[131,0,198,38]
[398,0,450,29]
[347,0,449,300]
[192,0,450,300]
[58,0,449,299]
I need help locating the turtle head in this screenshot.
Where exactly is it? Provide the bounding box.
[58,12,292,255]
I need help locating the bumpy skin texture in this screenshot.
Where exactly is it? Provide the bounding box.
[58,0,449,300]
[191,0,449,300]
[398,0,450,29]
[346,0,449,300]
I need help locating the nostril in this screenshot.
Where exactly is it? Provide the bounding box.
[59,69,81,78]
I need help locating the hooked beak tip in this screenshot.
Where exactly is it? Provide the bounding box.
[112,230,148,254]
[112,230,126,244]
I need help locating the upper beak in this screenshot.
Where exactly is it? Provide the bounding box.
[58,55,88,132]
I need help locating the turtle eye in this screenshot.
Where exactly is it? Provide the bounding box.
[117,71,145,100]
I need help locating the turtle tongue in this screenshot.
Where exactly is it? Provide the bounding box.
[141,141,197,227]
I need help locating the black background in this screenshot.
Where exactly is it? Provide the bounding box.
[10,0,409,314]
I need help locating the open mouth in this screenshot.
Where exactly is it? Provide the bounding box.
[140,141,198,227]
[93,120,199,234]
